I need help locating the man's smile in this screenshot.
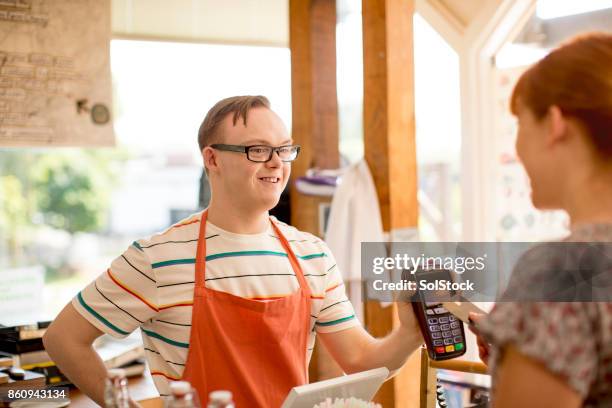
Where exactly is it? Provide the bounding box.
[259,176,280,183]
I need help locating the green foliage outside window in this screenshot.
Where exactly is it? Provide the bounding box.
[0,149,126,270]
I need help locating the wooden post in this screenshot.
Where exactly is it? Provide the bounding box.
[289,0,340,382]
[289,0,339,235]
[362,0,420,407]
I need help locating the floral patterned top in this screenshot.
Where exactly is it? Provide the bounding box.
[477,223,612,407]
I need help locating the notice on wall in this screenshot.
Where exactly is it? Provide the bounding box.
[493,66,569,241]
[0,0,114,146]
[0,265,44,326]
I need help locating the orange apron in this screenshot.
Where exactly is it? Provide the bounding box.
[181,210,312,407]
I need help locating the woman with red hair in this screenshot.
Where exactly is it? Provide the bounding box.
[472,32,612,408]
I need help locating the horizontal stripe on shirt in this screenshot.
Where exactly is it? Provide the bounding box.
[142,328,189,348]
[268,235,321,244]
[204,272,296,282]
[107,269,158,312]
[108,269,193,312]
[95,282,144,324]
[166,218,200,231]
[144,348,185,366]
[320,299,350,313]
[151,370,182,381]
[151,251,327,269]
[153,319,191,327]
[316,315,356,326]
[121,255,156,283]
[156,272,330,288]
[140,235,218,249]
[77,292,129,336]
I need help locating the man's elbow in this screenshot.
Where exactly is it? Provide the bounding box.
[338,352,371,375]
[340,362,362,375]
[43,304,101,355]
[42,322,65,357]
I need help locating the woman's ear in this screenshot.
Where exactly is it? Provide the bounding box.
[545,105,568,147]
[203,146,218,173]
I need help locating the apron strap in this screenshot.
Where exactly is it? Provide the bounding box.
[194,210,312,297]
[270,220,312,298]
[194,210,209,289]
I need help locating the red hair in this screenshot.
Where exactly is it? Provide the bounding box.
[511,32,612,158]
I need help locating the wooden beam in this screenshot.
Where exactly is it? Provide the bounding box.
[363,0,418,232]
[289,0,339,235]
[289,0,339,176]
[362,0,420,407]
[289,0,340,382]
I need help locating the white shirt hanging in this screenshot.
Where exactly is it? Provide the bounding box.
[325,159,385,321]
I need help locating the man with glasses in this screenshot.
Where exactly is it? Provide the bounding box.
[44,96,423,407]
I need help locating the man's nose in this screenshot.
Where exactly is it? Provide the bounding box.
[266,150,283,167]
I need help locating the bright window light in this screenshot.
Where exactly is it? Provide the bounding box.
[495,43,548,69]
[536,0,612,19]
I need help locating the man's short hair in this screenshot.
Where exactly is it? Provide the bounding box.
[198,95,271,151]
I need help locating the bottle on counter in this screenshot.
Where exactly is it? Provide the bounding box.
[167,381,201,408]
[207,390,234,408]
[104,368,131,408]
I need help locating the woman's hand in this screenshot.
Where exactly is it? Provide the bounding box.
[468,312,490,366]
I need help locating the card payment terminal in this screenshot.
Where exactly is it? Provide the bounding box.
[403,268,467,361]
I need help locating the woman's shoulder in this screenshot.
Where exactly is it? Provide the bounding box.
[565,222,612,242]
[501,225,612,302]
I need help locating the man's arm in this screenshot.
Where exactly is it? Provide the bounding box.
[45,241,157,406]
[317,302,423,376]
[43,303,111,407]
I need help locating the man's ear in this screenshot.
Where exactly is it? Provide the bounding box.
[545,105,568,147]
[203,146,218,173]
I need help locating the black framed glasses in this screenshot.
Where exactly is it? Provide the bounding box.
[210,144,301,163]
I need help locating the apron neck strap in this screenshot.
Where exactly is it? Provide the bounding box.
[194,210,209,288]
[270,220,311,297]
[195,211,312,297]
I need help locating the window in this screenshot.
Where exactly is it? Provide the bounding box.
[414,14,462,241]
[336,2,462,241]
[0,40,291,325]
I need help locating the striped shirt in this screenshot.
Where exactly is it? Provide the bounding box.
[72,212,359,396]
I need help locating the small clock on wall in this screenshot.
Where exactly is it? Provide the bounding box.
[91,103,110,125]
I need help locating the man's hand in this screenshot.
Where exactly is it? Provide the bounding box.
[396,300,422,337]
[468,312,490,366]
[390,279,421,338]
[129,397,143,408]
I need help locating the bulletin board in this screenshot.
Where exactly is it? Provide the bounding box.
[0,0,114,146]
